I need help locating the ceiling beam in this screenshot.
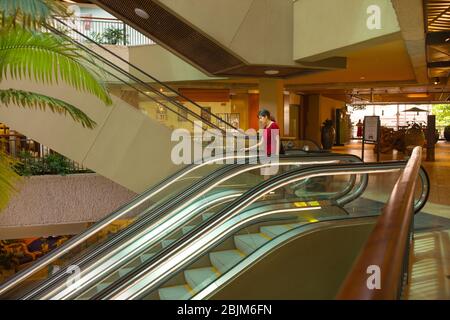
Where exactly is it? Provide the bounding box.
[428,61,450,68]
[391,0,428,84]
[426,30,450,45]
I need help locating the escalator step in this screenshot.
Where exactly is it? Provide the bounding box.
[158,285,194,300]
[260,224,293,238]
[95,283,110,294]
[117,267,133,278]
[210,250,246,274]
[234,234,270,255]
[140,253,154,263]
[289,223,305,228]
[184,267,220,292]
[77,282,111,300]
[182,225,196,235]
[161,239,176,248]
[202,212,215,221]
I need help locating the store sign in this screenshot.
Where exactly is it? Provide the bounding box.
[364,116,380,142]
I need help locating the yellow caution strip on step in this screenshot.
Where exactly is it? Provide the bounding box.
[259,233,273,241]
[211,267,221,277]
[294,202,308,207]
[184,284,196,295]
[307,201,321,207]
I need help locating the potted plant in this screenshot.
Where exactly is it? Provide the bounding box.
[321,119,336,150]
[405,122,425,149]
[102,27,127,45]
[444,125,450,141]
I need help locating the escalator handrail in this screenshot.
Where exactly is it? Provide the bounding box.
[51,17,239,133]
[47,22,226,134]
[336,147,422,300]
[97,161,424,299]
[18,153,364,299]
[96,163,427,299]
[414,165,430,214]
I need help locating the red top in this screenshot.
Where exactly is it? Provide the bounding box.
[263,121,280,156]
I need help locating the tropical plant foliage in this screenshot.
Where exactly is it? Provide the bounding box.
[0,28,111,104]
[13,150,91,176]
[0,0,113,210]
[0,0,68,29]
[432,104,450,126]
[0,89,96,128]
[0,151,20,211]
[0,13,112,108]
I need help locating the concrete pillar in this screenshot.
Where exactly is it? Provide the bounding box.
[259,79,284,132]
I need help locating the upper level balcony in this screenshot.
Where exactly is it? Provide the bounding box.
[57,15,155,47]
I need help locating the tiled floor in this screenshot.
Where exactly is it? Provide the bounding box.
[332,141,450,300]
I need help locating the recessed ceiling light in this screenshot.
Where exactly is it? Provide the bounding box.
[445,37,450,42]
[264,70,279,75]
[360,76,366,80]
[135,8,150,19]
[407,93,429,98]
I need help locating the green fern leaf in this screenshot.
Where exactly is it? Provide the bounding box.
[0,88,96,128]
[0,27,112,105]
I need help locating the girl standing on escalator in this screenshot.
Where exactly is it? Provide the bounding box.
[256,109,284,157]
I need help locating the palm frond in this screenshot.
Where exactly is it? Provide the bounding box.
[0,0,69,29]
[0,151,21,211]
[0,88,96,128]
[0,27,112,105]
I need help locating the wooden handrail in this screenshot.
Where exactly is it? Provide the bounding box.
[336,146,422,300]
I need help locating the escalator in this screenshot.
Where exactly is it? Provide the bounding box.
[0,152,367,299]
[0,154,429,300]
[80,161,428,300]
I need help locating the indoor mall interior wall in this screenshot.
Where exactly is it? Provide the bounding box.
[128,45,220,82]
[156,0,295,66]
[0,174,137,240]
[304,95,345,146]
[294,0,401,61]
[85,41,222,83]
[231,94,250,131]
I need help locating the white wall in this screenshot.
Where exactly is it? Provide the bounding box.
[294,0,401,61]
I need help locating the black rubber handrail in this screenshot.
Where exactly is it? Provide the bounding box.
[52,17,238,133]
[47,22,224,134]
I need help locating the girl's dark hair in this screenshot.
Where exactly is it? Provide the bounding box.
[258,109,276,121]
[258,109,271,118]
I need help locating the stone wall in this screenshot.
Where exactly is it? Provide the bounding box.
[0,174,137,239]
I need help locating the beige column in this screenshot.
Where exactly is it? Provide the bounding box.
[259,79,285,134]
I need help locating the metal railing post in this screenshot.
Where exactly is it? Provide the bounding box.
[122,22,127,45]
